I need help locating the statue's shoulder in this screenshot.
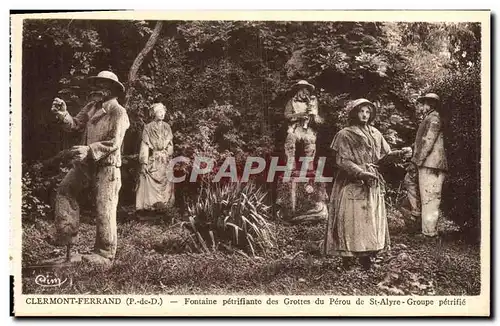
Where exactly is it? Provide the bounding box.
[369,125,383,136]
[331,128,352,148]
[335,127,351,138]
[427,110,441,120]
[159,121,172,130]
[106,99,127,117]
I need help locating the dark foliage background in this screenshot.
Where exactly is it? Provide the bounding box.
[431,66,481,234]
[21,20,482,235]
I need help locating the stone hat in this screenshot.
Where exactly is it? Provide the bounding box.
[351,98,376,111]
[348,98,377,122]
[417,93,440,103]
[352,98,375,109]
[86,70,125,95]
[291,80,315,92]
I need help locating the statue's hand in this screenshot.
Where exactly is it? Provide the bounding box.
[70,146,90,163]
[359,171,378,187]
[51,97,67,116]
[401,147,413,159]
[297,112,309,119]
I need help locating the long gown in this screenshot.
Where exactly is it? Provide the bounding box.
[135,120,175,210]
[324,125,397,257]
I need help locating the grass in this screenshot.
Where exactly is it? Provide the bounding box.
[21,207,480,295]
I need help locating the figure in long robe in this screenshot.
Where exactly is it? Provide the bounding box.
[324,98,412,270]
[136,103,175,211]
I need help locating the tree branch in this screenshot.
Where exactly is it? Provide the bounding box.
[125,21,163,107]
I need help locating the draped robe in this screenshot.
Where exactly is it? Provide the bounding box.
[135,121,174,210]
[324,125,395,257]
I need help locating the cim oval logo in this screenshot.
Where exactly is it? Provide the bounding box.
[35,273,68,288]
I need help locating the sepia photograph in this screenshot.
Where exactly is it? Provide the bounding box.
[9,10,490,316]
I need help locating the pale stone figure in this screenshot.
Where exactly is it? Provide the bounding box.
[135,103,175,211]
[401,93,448,237]
[324,99,412,270]
[50,71,130,265]
[284,80,322,173]
[276,80,328,224]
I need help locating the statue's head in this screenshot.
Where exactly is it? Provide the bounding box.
[348,98,376,126]
[86,71,125,102]
[291,80,315,99]
[150,103,166,121]
[416,93,440,118]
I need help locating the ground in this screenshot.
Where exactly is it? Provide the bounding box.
[21,208,480,295]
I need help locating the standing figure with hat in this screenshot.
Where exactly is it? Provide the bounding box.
[324,99,412,270]
[284,80,323,174]
[135,102,175,214]
[401,93,448,237]
[49,70,130,265]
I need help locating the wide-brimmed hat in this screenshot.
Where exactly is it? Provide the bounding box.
[348,98,377,123]
[351,98,375,110]
[417,93,440,104]
[86,71,125,95]
[291,80,315,92]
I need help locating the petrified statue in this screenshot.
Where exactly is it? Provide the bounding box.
[277,80,328,224]
[284,80,322,174]
[49,70,130,266]
[135,103,175,212]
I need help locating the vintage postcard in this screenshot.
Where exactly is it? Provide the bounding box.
[9,10,490,317]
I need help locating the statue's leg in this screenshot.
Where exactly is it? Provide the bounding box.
[284,130,297,173]
[303,130,317,172]
[402,164,421,221]
[419,167,444,237]
[93,166,121,260]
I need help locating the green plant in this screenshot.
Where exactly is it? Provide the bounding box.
[183,182,276,256]
[429,66,481,233]
[21,163,67,221]
[21,170,51,220]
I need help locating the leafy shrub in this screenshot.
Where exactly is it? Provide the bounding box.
[183,182,276,256]
[429,66,481,233]
[21,163,67,221]
[22,171,51,220]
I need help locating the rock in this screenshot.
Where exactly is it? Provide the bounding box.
[388,287,405,295]
[394,243,408,250]
[276,176,328,224]
[397,252,412,262]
